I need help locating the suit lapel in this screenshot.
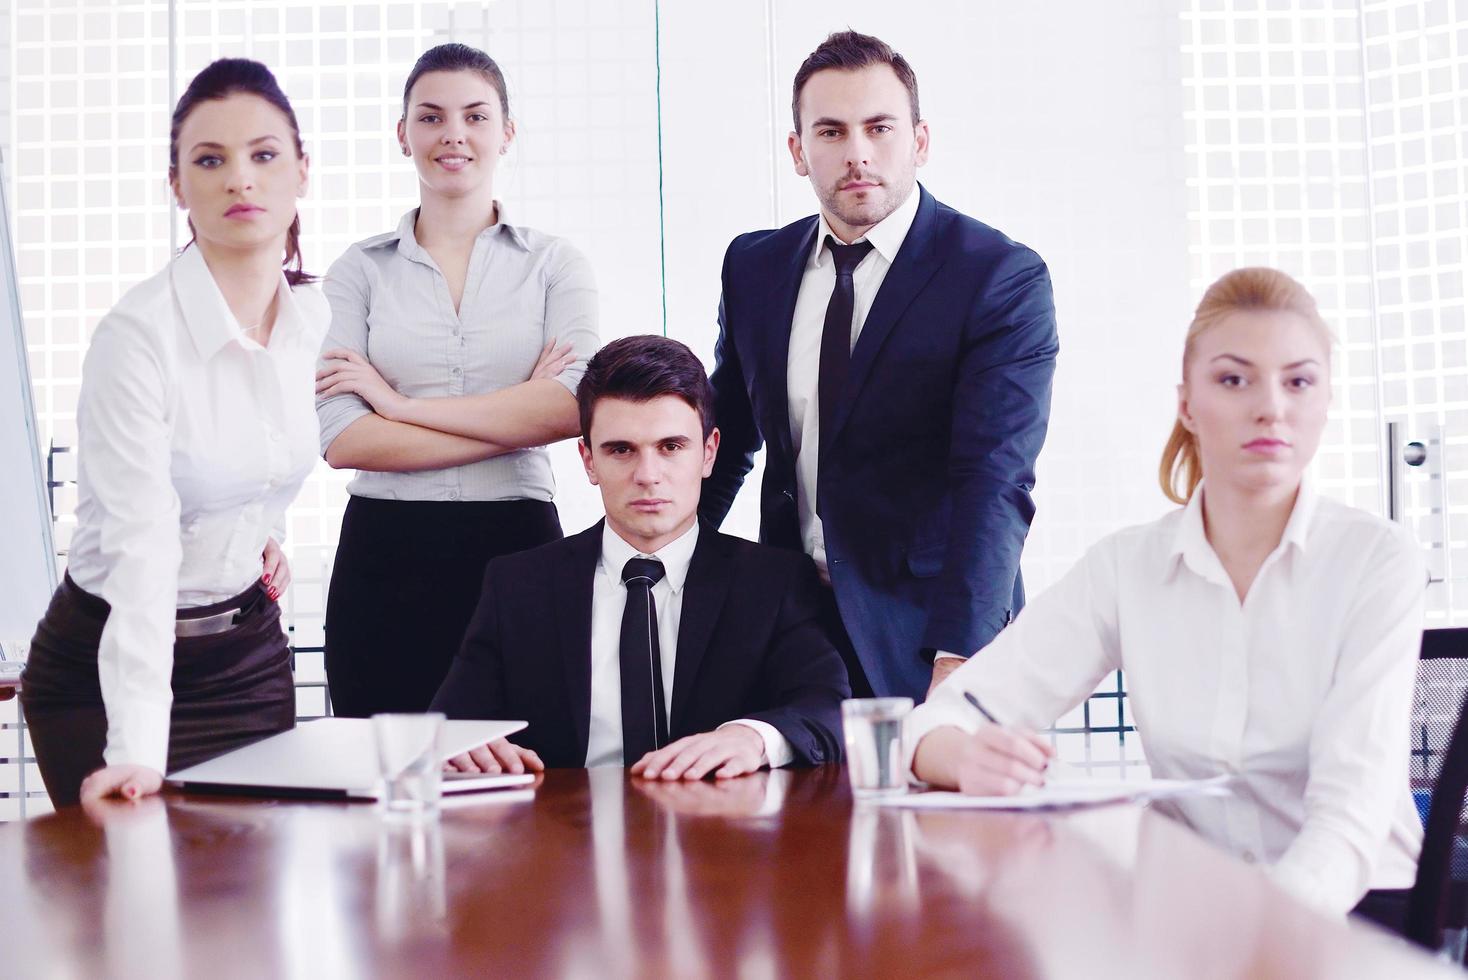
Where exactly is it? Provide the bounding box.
[554,521,603,759]
[670,523,735,734]
[760,219,820,460]
[827,186,945,449]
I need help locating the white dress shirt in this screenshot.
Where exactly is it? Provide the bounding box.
[786,186,920,582]
[317,205,599,502]
[67,244,328,773]
[585,521,792,769]
[905,480,1425,914]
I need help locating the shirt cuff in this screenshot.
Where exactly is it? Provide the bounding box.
[1268,827,1369,915]
[102,700,172,775]
[933,651,968,663]
[901,694,983,784]
[720,719,792,769]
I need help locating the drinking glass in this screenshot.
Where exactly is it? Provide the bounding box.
[842,697,913,798]
[372,712,444,817]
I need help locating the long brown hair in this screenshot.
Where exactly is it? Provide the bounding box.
[1159,268,1332,504]
[168,58,314,286]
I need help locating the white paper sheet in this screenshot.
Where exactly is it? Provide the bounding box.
[871,775,1233,811]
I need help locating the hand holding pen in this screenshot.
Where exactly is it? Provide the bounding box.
[911,688,1057,795]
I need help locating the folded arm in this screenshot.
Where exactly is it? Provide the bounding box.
[316,244,593,469]
[323,414,514,472]
[318,350,582,449]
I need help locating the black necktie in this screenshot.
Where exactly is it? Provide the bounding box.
[818,235,875,455]
[620,556,668,763]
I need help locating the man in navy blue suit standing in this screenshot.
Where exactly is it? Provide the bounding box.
[700,30,1058,702]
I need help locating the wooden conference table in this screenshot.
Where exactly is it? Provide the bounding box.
[1,767,1456,979]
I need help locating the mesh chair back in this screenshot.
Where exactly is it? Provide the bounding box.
[1406,628,1468,952]
[1413,630,1468,811]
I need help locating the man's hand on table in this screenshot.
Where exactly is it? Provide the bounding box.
[445,738,545,775]
[631,724,767,780]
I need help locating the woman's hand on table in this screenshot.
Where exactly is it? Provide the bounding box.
[80,763,164,804]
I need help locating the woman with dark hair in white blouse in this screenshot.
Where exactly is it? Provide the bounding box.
[314,43,598,716]
[22,59,326,806]
[907,268,1424,924]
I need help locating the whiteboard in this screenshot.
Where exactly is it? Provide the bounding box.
[0,150,57,648]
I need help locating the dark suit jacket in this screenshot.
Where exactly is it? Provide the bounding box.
[430,521,850,768]
[700,184,1058,700]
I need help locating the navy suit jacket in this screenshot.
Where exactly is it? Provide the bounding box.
[700,185,1058,700]
[430,521,850,768]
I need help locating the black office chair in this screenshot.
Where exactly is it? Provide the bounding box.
[1404,627,1468,959]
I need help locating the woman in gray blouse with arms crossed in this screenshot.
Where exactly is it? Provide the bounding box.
[315,43,598,716]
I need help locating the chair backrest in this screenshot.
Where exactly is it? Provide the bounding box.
[1412,629,1468,799]
[1405,628,1468,951]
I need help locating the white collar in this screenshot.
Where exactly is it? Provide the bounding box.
[1167,476,1319,585]
[599,520,701,594]
[807,181,921,271]
[171,244,297,360]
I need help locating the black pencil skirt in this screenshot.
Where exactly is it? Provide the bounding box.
[323,495,563,718]
[20,575,296,807]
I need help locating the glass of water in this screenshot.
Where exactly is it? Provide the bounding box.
[842,697,914,798]
[372,712,444,817]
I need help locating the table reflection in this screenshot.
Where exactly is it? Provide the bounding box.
[846,803,920,918]
[87,796,186,980]
[2,768,1445,979]
[375,816,447,941]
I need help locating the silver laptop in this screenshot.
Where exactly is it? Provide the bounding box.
[167,717,529,799]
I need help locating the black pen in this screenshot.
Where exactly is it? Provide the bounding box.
[963,690,1001,726]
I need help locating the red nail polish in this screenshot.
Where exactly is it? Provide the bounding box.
[263,574,271,585]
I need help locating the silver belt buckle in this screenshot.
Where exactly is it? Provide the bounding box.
[175,608,241,638]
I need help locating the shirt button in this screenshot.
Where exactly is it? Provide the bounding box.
[451,366,462,377]
[447,488,461,501]
[269,430,283,442]
[1242,851,1257,864]
[452,327,461,337]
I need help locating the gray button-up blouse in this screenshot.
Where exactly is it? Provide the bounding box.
[317,206,599,502]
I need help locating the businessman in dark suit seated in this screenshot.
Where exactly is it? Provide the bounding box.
[701,31,1058,702]
[431,335,850,779]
